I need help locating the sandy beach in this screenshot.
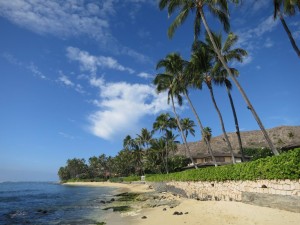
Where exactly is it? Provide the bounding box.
[65,182,300,225]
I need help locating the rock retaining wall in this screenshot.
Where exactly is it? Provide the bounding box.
[149,179,300,213]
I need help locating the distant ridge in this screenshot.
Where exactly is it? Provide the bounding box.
[177,125,300,156]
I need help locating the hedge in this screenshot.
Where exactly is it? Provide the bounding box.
[145,148,300,182]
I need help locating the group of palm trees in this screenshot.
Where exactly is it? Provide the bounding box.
[120,0,299,173]
[148,0,300,167]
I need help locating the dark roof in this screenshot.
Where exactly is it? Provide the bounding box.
[191,153,251,159]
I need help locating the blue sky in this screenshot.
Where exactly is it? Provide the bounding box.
[0,0,299,182]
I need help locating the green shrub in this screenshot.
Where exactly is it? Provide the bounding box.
[146,148,300,182]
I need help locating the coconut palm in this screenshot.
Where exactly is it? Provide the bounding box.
[153,113,177,173]
[274,0,300,58]
[159,0,279,155]
[180,118,196,138]
[156,53,217,166]
[137,128,153,150]
[153,72,198,169]
[190,43,236,164]
[203,31,247,161]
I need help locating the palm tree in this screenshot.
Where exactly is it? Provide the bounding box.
[159,0,279,155]
[190,43,236,164]
[153,72,198,169]
[180,118,196,138]
[137,128,153,150]
[274,0,300,58]
[203,31,247,161]
[153,113,177,173]
[156,53,218,166]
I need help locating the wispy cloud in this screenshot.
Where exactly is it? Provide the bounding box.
[57,71,85,94]
[88,79,170,140]
[236,15,279,51]
[59,132,75,140]
[66,47,135,75]
[2,52,47,79]
[137,72,153,79]
[0,0,150,62]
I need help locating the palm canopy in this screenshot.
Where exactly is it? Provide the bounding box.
[201,31,247,86]
[153,113,177,133]
[180,118,196,138]
[159,0,238,40]
[274,0,300,18]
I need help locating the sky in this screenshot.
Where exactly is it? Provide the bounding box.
[0,0,299,182]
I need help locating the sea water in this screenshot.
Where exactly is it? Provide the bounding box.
[0,182,116,224]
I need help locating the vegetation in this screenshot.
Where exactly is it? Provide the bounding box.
[146,148,300,182]
[58,1,300,183]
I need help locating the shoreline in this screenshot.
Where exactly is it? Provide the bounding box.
[64,181,300,225]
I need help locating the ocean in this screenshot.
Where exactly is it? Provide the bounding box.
[0,182,117,225]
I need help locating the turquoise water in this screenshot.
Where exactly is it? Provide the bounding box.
[0,182,116,224]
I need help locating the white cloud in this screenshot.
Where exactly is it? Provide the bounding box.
[57,71,85,94]
[236,15,279,50]
[58,73,74,86]
[0,0,110,39]
[137,72,153,79]
[0,0,150,62]
[66,47,135,75]
[88,80,170,140]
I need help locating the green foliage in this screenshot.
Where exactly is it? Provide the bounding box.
[243,147,273,161]
[146,148,300,182]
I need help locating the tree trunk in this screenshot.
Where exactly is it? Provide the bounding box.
[207,83,236,164]
[165,140,169,174]
[278,9,300,58]
[183,91,217,166]
[225,84,245,161]
[171,96,198,169]
[199,9,279,156]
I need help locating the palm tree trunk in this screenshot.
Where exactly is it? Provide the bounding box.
[225,84,245,161]
[278,9,300,58]
[199,9,279,156]
[207,83,236,164]
[183,91,217,166]
[165,140,169,174]
[171,96,198,169]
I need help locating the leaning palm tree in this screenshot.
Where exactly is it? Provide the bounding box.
[274,0,300,58]
[157,53,217,166]
[159,0,279,155]
[153,73,198,169]
[190,43,236,164]
[203,31,247,161]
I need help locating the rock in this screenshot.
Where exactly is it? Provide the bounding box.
[111,198,115,202]
[185,212,189,214]
[100,200,106,204]
[163,208,167,211]
[141,216,147,219]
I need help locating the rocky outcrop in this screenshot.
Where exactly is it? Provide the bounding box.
[176,125,300,156]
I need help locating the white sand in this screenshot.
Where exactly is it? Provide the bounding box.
[65,182,300,225]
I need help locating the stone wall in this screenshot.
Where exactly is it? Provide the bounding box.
[151,179,300,212]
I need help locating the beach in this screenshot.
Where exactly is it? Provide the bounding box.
[65,182,300,225]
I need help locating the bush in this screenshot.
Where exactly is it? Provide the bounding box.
[123,176,141,182]
[146,148,300,182]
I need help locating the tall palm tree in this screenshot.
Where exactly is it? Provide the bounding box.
[157,53,217,166]
[203,31,247,161]
[153,72,198,169]
[159,0,279,155]
[190,43,236,164]
[274,0,300,58]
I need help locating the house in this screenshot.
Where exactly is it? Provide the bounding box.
[184,153,250,169]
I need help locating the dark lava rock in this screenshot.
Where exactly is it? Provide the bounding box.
[141,216,147,219]
[111,198,115,202]
[163,208,167,211]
